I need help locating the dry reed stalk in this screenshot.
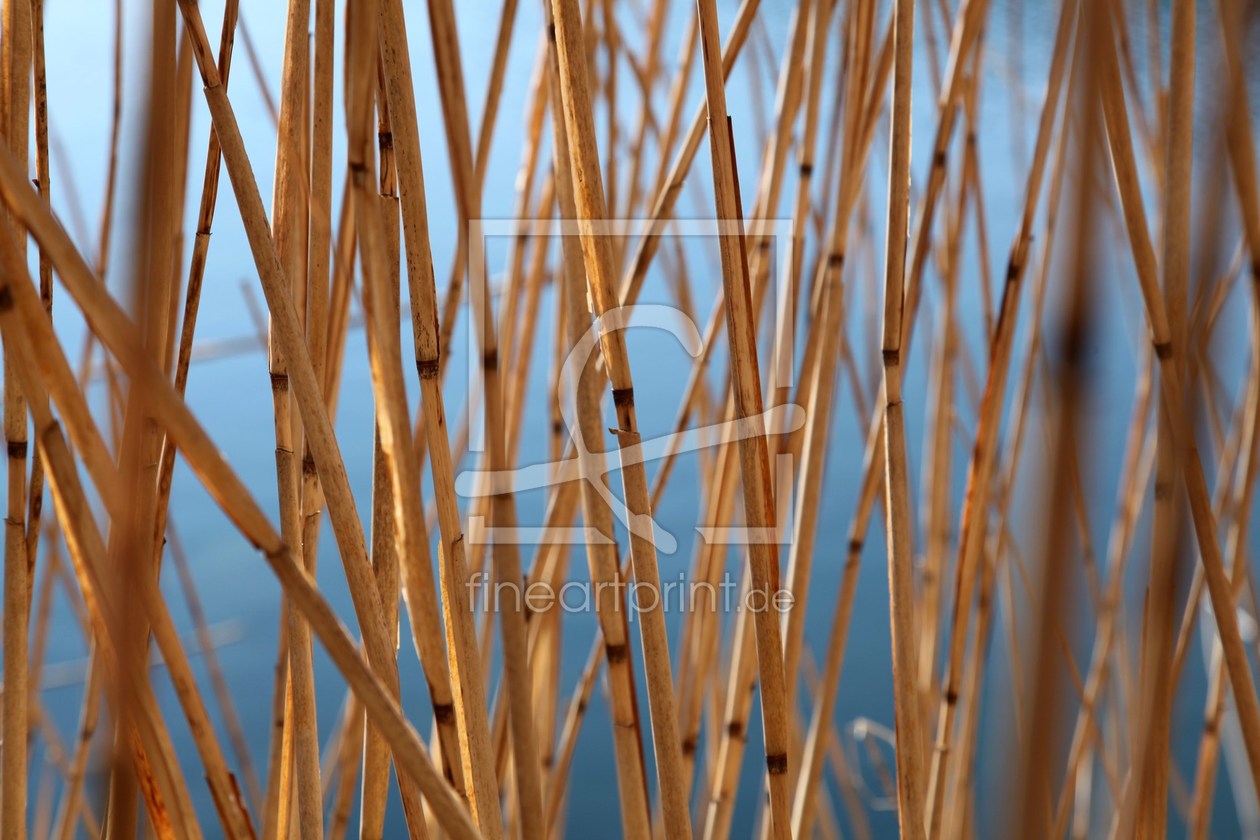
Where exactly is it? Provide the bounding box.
[692,239,807,840]
[26,0,49,589]
[525,599,563,796]
[49,651,104,840]
[458,137,551,826]
[673,330,737,810]
[473,0,521,193]
[781,0,834,313]
[922,2,1076,829]
[693,6,797,839]
[375,0,504,820]
[323,185,357,402]
[543,635,601,830]
[435,0,536,368]
[789,43,892,811]
[0,108,488,840]
[361,426,401,836]
[165,10,481,837]
[329,698,365,840]
[1095,0,1260,819]
[601,0,619,242]
[347,3,468,835]
[1179,364,1255,833]
[619,0,760,306]
[102,498,258,839]
[508,4,765,667]
[266,4,322,836]
[261,631,294,839]
[168,527,263,810]
[777,0,855,713]
[66,0,122,389]
[1011,6,1100,827]
[876,0,928,837]
[897,0,990,355]
[503,178,556,463]
[647,13,699,214]
[353,71,407,840]
[549,0,695,836]
[295,0,335,723]
[542,10,652,833]
[467,209,547,839]
[108,6,189,830]
[687,11,847,835]
[914,151,964,729]
[492,63,550,466]
[151,0,241,562]
[1186,3,1260,834]
[306,0,333,396]
[0,237,201,840]
[700,568,760,840]
[1128,0,1194,831]
[791,413,882,839]
[672,7,812,779]
[1049,399,1155,837]
[413,0,538,490]
[26,542,56,746]
[618,0,671,221]
[0,0,32,833]
[967,97,1109,837]
[234,9,278,126]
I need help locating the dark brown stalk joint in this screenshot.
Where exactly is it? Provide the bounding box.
[766,752,788,775]
[882,347,900,367]
[933,149,947,168]
[682,736,698,756]
[434,702,456,724]
[605,642,628,664]
[7,440,26,459]
[482,347,499,371]
[726,720,745,740]
[377,131,393,151]
[270,372,288,393]
[828,252,845,270]
[612,387,635,409]
[945,688,959,705]
[417,357,440,380]
[0,285,13,312]
[302,453,317,477]
[1152,340,1172,361]
[349,162,368,187]
[799,162,813,177]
